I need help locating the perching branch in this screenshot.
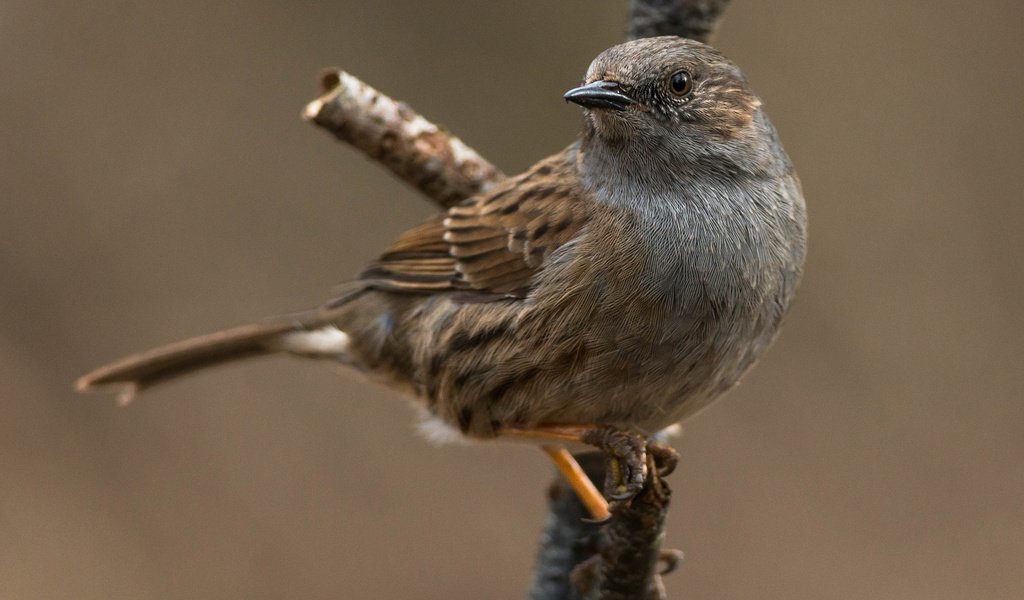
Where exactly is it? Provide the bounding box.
[628,0,732,44]
[528,452,678,600]
[303,70,505,209]
[303,2,731,598]
[582,458,674,600]
[528,453,604,600]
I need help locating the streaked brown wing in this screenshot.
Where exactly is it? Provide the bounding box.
[359,148,589,297]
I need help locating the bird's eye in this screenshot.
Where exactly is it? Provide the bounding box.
[669,71,693,97]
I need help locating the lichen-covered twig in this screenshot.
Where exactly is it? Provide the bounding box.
[628,0,732,44]
[303,69,505,209]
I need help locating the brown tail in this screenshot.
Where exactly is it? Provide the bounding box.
[76,320,306,403]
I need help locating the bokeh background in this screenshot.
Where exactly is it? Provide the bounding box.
[2,1,1021,598]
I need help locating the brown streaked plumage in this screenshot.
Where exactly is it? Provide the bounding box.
[77,37,806,511]
[359,151,589,298]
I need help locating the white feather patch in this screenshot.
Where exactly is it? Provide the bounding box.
[274,326,350,356]
[416,413,470,446]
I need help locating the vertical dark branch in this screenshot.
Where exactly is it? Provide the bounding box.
[628,0,732,44]
[585,475,671,600]
[528,453,605,600]
[528,453,673,600]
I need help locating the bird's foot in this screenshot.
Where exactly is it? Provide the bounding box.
[581,426,649,506]
[498,423,677,519]
[581,426,678,509]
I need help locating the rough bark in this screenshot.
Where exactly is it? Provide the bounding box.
[303,69,504,209]
[628,0,732,44]
[528,453,605,600]
[528,452,675,600]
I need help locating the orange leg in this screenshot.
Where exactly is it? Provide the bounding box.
[500,424,669,518]
[540,445,611,521]
[499,425,611,521]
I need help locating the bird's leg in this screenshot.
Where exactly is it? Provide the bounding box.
[499,425,610,521]
[499,424,678,516]
[540,445,611,522]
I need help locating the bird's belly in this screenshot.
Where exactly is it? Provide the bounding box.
[407,262,786,438]
[487,306,747,434]
[544,272,786,433]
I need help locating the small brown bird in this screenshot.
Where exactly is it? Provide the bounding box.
[77,37,806,519]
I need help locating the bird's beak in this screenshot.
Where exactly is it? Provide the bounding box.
[563,80,634,111]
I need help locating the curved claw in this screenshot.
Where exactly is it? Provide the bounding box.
[658,548,685,575]
[657,459,677,478]
[649,442,679,478]
[581,513,613,525]
[608,487,639,502]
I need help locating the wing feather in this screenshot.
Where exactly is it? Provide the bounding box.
[359,146,590,297]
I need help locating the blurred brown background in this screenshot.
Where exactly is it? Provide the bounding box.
[2,1,1022,598]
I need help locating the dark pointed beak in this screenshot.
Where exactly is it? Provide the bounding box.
[564,80,634,111]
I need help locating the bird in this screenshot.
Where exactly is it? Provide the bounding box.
[77,36,807,520]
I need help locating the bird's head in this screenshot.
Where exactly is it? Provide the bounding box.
[566,37,770,172]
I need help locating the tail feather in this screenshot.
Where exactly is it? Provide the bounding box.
[76,321,307,402]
